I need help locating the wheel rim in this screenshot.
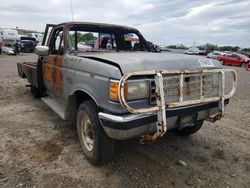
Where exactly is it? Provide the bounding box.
[80,112,94,152]
[241,63,246,68]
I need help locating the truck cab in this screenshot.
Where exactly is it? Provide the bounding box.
[17,22,237,165]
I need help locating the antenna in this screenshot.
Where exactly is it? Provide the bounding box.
[70,0,74,21]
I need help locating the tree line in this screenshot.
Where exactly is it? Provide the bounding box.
[166,43,250,52]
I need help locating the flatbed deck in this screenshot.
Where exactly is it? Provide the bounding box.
[17,61,38,87]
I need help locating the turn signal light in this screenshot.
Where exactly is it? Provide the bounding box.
[109,80,127,101]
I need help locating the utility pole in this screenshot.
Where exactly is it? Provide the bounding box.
[70,0,74,21]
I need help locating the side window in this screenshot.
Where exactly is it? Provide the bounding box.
[66,28,146,52]
[69,30,97,51]
[50,29,64,55]
[231,54,238,58]
[68,30,116,51]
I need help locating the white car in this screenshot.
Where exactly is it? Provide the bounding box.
[1,46,15,55]
[77,42,93,51]
[206,51,226,59]
[184,49,199,55]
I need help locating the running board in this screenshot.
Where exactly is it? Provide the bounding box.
[41,97,65,120]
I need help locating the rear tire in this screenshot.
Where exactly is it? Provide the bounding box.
[77,100,115,165]
[176,120,203,136]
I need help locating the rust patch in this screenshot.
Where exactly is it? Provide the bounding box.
[43,55,63,94]
[43,63,53,81]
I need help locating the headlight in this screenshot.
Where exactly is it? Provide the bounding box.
[109,80,149,101]
[127,80,149,100]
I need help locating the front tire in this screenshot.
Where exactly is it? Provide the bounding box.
[176,120,203,136]
[241,62,246,68]
[77,100,115,165]
[220,60,224,65]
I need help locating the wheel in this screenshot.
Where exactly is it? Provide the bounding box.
[77,100,115,165]
[176,120,203,136]
[220,60,224,65]
[241,62,246,68]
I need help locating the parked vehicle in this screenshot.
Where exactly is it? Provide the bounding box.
[20,36,36,52]
[159,46,171,51]
[184,47,200,55]
[207,51,226,59]
[1,46,16,55]
[0,28,19,48]
[197,50,206,55]
[216,53,250,67]
[17,22,237,165]
[239,52,250,58]
[26,33,44,45]
[147,41,161,52]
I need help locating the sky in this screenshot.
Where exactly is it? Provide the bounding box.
[0,0,250,47]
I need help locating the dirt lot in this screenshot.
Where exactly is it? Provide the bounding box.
[0,53,249,188]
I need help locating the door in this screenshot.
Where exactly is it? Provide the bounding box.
[43,27,64,97]
[230,54,241,66]
[225,54,235,65]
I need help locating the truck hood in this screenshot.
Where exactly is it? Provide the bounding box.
[79,52,222,74]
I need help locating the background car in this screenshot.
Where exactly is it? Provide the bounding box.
[184,49,197,55]
[1,46,16,55]
[159,46,171,51]
[184,47,200,55]
[197,50,211,56]
[206,51,226,59]
[216,53,250,67]
[147,41,161,52]
[20,36,36,52]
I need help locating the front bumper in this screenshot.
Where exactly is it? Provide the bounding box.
[99,99,229,140]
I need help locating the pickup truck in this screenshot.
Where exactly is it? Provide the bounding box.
[17,22,237,165]
[20,36,36,52]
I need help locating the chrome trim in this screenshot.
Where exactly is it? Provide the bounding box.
[98,112,153,123]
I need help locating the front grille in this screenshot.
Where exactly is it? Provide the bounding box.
[162,75,180,104]
[150,72,220,105]
[203,73,220,98]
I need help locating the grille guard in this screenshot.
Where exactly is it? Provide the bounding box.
[118,69,237,143]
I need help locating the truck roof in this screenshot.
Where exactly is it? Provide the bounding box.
[54,22,138,32]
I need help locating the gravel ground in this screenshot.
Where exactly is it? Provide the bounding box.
[0,53,249,188]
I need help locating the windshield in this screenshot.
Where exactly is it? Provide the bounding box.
[68,27,149,52]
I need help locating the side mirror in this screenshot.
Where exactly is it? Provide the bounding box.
[35,46,49,56]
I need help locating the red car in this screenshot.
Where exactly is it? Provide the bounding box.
[216,53,250,67]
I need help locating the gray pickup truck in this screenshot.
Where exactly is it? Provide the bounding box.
[17,22,237,165]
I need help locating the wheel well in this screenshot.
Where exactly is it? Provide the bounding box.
[65,90,99,121]
[74,90,96,108]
